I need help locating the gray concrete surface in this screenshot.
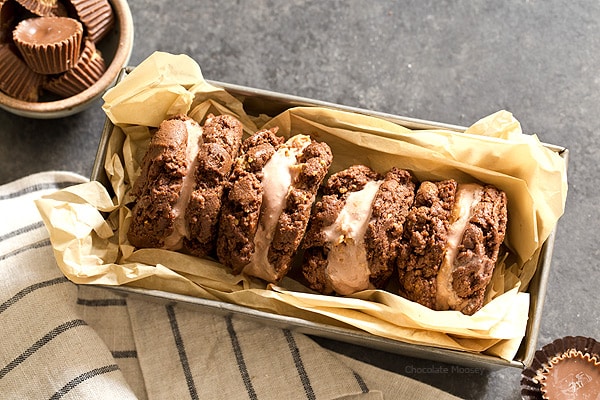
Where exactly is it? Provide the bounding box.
[1,1,598,398]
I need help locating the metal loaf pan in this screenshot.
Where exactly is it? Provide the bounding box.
[91,73,568,370]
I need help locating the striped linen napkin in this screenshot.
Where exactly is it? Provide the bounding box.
[0,171,461,400]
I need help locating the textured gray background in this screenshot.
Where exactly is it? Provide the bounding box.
[1,1,598,398]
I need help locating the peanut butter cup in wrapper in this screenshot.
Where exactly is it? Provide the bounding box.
[14,0,56,16]
[0,43,44,101]
[13,16,83,74]
[521,336,600,400]
[65,0,114,43]
[45,38,105,97]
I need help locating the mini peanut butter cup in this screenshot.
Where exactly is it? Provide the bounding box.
[540,350,600,400]
[521,336,600,400]
[13,16,83,74]
[64,0,114,43]
[0,43,44,101]
[44,38,105,97]
[14,0,57,16]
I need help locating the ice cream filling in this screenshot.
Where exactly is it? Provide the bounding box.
[435,183,483,310]
[162,120,203,250]
[322,180,382,295]
[244,135,312,281]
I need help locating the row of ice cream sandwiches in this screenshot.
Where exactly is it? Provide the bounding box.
[127,114,507,315]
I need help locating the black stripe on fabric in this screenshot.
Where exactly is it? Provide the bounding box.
[226,316,258,400]
[283,329,316,400]
[166,304,199,400]
[0,276,69,315]
[0,319,87,380]
[49,364,120,400]
[353,371,369,393]
[0,238,51,262]
[77,298,127,307]
[0,220,45,242]
[111,350,138,359]
[0,180,83,201]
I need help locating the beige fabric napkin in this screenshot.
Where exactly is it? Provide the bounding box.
[0,171,136,399]
[0,171,461,399]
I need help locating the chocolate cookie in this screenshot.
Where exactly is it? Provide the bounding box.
[365,167,416,287]
[184,114,243,257]
[302,165,416,295]
[397,179,507,315]
[127,114,201,250]
[217,130,332,283]
[127,114,243,256]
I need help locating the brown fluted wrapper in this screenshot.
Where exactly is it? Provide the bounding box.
[13,16,83,74]
[44,38,105,97]
[66,0,114,43]
[521,336,600,400]
[14,0,56,16]
[0,43,44,101]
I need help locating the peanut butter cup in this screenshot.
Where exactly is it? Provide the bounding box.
[521,336,600,400]
[44,38,105,97]
[64,0,114,43]
[13,16,83,74]
[540,350,600,400]
[0,43,44,101]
